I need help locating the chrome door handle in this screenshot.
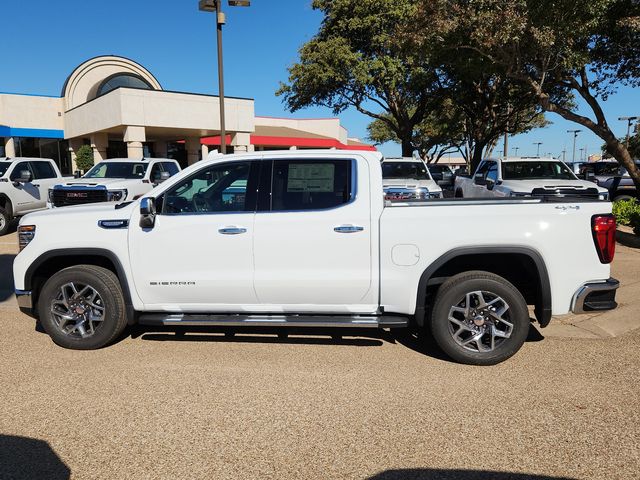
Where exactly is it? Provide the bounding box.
[334,225,364,233]
[218,226,247,235]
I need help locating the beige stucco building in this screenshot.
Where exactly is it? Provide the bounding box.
[0,56,373,173]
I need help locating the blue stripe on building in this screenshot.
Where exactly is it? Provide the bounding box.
[0,126,64,139]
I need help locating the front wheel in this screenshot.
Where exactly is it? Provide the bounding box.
[612,194,635,202]
[429,271,530,365]
[0,208,11,236]
[37,265,128,350]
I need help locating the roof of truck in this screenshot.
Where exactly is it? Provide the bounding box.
[0,157,55,162]
[96,158,175,163]
[497,157,562,163]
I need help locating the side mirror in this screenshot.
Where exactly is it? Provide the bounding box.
[474,173,486,185]
[155,171,171,184]
[139,197,156,229]
[16,170,33,184]
[74,171,82,179]
[585,171,596,182]
[486,179,495,190]
[438,172,454,186]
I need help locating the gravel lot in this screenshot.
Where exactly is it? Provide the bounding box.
[1,231,639,480]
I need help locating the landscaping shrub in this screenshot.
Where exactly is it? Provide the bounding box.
[74,145,94,173]
[612,198,640,227]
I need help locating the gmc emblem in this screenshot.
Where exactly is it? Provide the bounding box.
[67,192,88,198]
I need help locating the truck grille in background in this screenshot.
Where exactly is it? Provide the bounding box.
[52,189,108,207]
[530,187,601,198]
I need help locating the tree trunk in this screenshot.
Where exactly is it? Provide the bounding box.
[401,137,414,157]
[470,144,485,174]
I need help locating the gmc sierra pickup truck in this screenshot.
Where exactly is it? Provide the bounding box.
[13,150,619,365]
[0,157,72,236]
[381,157,443,200]
[455,157,610,199]
[49,158,181,208]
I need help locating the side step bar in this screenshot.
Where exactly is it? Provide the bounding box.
[138,313,409,329]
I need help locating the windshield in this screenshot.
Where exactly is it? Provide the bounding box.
[84,162,148,179]
[502,161,576,180]
[0,163,10,177]
[382,162,430,180]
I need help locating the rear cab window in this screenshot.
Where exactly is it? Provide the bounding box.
[270,159,354,211]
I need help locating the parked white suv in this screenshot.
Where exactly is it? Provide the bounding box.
[14,150,618,365]
[381,157,443,200]
[49,158,181,208]
[455,157,610,199]
[0,157,72,235]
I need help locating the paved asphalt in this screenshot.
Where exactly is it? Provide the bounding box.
[0,231,638,480]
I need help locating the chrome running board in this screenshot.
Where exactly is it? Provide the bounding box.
[138,313,408,329]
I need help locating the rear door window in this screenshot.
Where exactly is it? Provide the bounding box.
[271,159,353,211]
[30,161,57,179]
[161,162,180,177]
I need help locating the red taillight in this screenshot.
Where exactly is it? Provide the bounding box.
[592,215,616,264]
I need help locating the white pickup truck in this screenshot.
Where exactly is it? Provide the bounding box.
[455,157,610,200]
[49,158,181,208]
[381,157,443,200]
[13,150,619,365]
[0,157,72,236]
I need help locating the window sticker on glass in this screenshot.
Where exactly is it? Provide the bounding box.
[287,164,335,192]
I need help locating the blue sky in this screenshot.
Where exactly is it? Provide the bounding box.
[3,0,639,159]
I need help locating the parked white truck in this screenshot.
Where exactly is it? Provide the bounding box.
[48,158,181,208]
[455,157,610,199]
[0,157,72,236]
[381,157,443,200]
[13,150,619,365]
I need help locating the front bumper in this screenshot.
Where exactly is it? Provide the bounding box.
[571,278,619,314]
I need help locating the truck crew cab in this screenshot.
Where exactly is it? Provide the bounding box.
[14,150,619,365]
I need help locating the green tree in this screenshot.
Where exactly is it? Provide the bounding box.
[277,0,440,157]
[366,98,466,161]
[74,145,94,173]
[442,0,640,186]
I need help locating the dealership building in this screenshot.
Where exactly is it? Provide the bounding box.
[0,55,374,173]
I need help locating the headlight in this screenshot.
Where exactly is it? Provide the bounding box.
[18,225,36,252]
[107,189,128,202]
[599,192,609,201]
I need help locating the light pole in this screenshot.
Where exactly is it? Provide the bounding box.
[567,129,581,163]
[579,147,585,162]
[533,142,543,157]
[513,146,519,156]
[199,0,251,154]
[619,116,638,151]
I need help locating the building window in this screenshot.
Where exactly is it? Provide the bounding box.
[0,138,5,157]
[97,74,153,97]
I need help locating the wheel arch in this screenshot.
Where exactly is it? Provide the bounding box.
[25,248,136,324]
[414,246,552,328]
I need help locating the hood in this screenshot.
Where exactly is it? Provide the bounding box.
[57,178,139,188]
[382,178,442,191]
[502,179,608,193]
[21,201,138,222]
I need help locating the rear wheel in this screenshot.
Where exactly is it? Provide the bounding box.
[613,194,634,202]
[37,265,128,350]
[429,271,530,365]
[0,208,10,236]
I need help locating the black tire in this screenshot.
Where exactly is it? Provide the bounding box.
[454,189,463,198]
[613,194,634,202]
[0,208,11,236]
[429,271,530,366]
[37,265,128,350]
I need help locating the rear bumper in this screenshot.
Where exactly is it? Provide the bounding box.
[571,278,619,314]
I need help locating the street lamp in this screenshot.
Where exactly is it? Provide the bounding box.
[567,130,581,163]
[619,116,638,151]
[199,0,251,154]
[533,142,543,157]
[513,146,519,157]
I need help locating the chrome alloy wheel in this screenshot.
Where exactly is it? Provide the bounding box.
[50,282,105,338]
[0,215,5,231]
[447,290,513,353]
